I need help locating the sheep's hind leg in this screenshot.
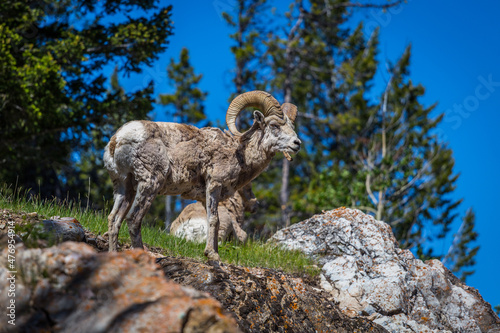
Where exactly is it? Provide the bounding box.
[126,180,161,249]
[231,218,248,243]
[204,187,221,263]
[107,180,125,234]
[109,176,136,252]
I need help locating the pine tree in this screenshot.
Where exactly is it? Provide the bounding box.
[306,44,479,269]
[443,209,479,281]
[223,0,268,96]
[222,0,271,146]
[363,47,474,262]
[226,0,479,274]
[263,0,373,229]
[0,0,173,199]
[225,0,401,234]
[159,48,208,125]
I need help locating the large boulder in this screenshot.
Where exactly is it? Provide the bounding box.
[0,240,239,333]
[36,216,86,243]
[269,207,500,333]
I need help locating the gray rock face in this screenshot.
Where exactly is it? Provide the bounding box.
[37,217,86,243]
[269,207,500,333]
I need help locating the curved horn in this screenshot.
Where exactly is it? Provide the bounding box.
[282,103,297,123]
[226,91,283,136]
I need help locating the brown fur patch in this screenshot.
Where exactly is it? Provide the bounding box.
[140,120,162,138]
[108,136,117,157]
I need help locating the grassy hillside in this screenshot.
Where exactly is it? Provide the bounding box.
[0,184,319,276]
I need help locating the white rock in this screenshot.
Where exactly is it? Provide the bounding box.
[269,207,500,333]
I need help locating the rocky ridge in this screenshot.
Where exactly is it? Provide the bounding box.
[1,208,499,332]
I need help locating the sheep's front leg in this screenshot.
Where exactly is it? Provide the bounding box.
[204,187,221,262]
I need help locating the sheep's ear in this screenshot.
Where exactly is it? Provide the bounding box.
[253,110,265,124]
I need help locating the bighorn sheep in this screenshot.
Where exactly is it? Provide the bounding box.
[103,90,300,261]
[170,183,257,243]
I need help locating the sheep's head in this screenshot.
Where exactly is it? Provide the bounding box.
[226,91,301,160]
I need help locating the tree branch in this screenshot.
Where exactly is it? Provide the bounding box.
[390,151,439,199]
[332,0,406,9]
[297,111,327,122]
[86,43,133,53]
[356,205,378,215]
[366,173,378,205]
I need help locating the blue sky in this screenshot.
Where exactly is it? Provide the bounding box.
[118,0,500,307]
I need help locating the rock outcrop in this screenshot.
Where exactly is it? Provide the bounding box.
[36,216,86,243]
[269,207,500,333]
[158,256,387,333]
[0,240,239,333]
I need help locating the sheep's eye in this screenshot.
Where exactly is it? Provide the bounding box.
[271,124,280,130]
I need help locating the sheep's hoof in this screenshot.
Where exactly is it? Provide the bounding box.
[205,250,220,262]
[207,260,221,268]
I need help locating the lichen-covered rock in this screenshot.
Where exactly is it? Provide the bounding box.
[0,241,239,333]
[269,207,500,333]
[36,217,86,243]
[158,256,387,333]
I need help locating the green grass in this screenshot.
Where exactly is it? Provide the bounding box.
[0,184,320,276]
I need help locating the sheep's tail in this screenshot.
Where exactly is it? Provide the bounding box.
[107,135,117,158]
[103,135,119,176]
